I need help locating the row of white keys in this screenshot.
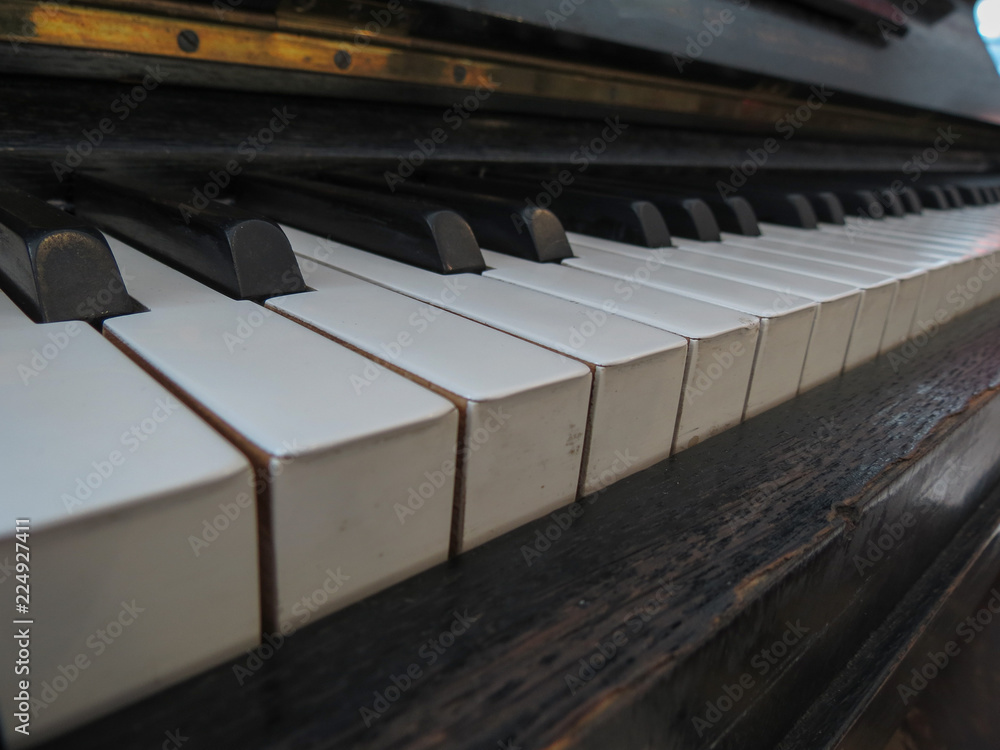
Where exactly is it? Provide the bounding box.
[726,225,943,346]
[664,236,899,365]
[264,260,593,551]
[857,212,1000,301]
[567,233,862,390]
[558,247,818,418]
[0,290,259,747]
[476,249,760,452]
[103,238,460,630]
[758,221,977,330]
[814,215,1000,307]
[281,226,687,495]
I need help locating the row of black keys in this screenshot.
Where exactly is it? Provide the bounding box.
[2,169,998,328]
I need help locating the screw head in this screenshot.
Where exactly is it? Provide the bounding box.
[177,29,199,53]
[334,50,352,70]
[453,65,467,83]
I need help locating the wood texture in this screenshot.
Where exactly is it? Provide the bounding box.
[30,294,1000,748]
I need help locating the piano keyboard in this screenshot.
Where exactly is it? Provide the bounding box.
[3,169,999,745]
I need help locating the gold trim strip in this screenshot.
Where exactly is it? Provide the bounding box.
[0,1,984,144]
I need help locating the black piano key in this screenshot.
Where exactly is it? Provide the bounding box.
[0,182,132,323]
[956,185,985,206]
[898,187,923,214]
[569,176,721,241]
[916,186,949,210]
[429,171,672,248]
[942,185,966,208]
[834,189,886,218]
[982,186,1000,204]
[654,195,720,242]
[317,172,572,263]
[74,173,305,300]
[875,188,907,217]
[915,186,947,210]
[808,191,846,224]
[741,191,817,229]
[236,174,485,274]
[691,194,760,236]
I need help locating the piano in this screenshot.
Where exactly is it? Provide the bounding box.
[2,0,1000,747]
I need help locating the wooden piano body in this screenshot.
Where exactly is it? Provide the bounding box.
[1,1,1000,748]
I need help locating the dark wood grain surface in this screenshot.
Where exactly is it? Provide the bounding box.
[34,298,1000,750]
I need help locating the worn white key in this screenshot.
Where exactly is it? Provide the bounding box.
[283,227,685,495]
[0,313,258,747]
[481,249,759,453]
[562,245,816,418]
[568,233,859,391]
[102,239,459,631]
[266,262,592,550]
[669,238,896,368]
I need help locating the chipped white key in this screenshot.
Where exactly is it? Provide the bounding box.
[266,262,592,550]
[568,233,859,391]
[562,245,816,418]
[282,226,687,495]
[0,303,258,747]
[480,249,759,453]
[102,239,459,631]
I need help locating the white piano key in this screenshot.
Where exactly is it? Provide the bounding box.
[729,228,936,352]
[282,226,685,496]
[669,238,896,369]
[480,249,760,453]
[0,291,33,330]
[0,319,258,747]
[567,233,859,391]
[814,218,1000,307]
[265,263,593,550]
[562,246,817,418]
[102,239,459,631]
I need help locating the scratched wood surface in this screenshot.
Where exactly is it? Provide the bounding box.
[35,299,1000,750]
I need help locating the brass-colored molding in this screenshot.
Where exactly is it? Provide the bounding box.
[1,0,993,146]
